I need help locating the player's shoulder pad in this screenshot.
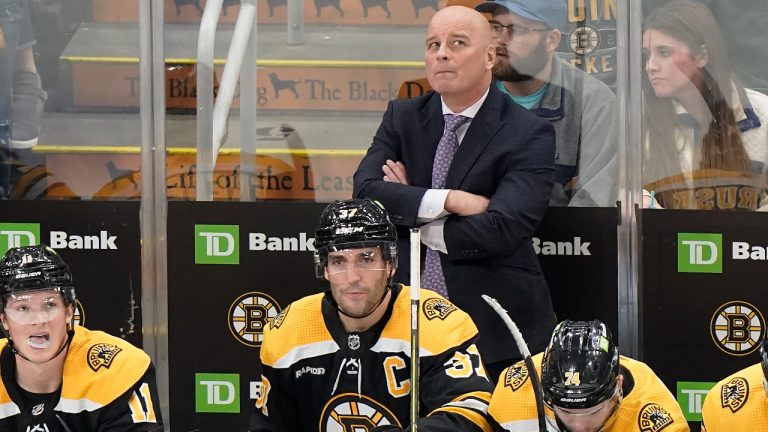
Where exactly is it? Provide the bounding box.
[383,287,478,356]
[0,339,17,417]
[60,326,151,408]
[260,293,334,368]
[704,363,762,416]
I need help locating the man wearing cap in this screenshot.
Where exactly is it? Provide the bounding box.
[476,0,618,207]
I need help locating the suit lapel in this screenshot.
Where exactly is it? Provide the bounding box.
[416,96,447,187]
[445,86,507,189]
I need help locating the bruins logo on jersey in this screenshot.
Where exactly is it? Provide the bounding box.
[269,304,290,330]
[319,393,401,432]
[710,301,765,356]
[503,361,529,391]
[720,377,749,413]
[228,292,281,347]
[638,403,674,432]
[87,343,123,372]
[423,298,457,321]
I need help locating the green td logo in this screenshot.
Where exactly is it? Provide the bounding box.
[195,225,239,264]
[0,223,40,255]
[677,381,715,421]
[195,373,240,413]
[678,233,722,273]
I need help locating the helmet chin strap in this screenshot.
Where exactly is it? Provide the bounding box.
[8,328,74,365]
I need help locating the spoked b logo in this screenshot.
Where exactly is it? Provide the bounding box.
[195,225,239,264]
[678,233,722,273]
[0,223,40,254]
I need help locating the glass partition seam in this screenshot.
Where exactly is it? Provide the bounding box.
[140,0,170,427]
[616,0,641,358]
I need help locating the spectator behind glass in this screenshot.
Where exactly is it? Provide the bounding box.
[641,0,768,211]
[476,0,618,207]
[643,0,768,95]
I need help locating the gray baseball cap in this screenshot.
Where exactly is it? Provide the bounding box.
[475,0,568,32]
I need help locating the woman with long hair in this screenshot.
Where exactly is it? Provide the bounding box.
[642,0,768,210]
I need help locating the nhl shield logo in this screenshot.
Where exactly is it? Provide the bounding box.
[504,361,529,391]
[638,403,674,432]
[348,334,361,350]
[423,298,457,321]
[87,343,123,372]
[720,377,749,413]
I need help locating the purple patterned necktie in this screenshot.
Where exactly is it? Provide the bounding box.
[422,114,470,298]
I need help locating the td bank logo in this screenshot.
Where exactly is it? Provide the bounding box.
[0,223,40,255]
[195,225,239,265]
[678,233,722,273]
[195,373,240,413]
[677,381,715,422]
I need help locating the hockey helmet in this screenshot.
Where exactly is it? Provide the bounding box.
[314,199,398,277]
[541,320,620,409]
[0,245,76,308]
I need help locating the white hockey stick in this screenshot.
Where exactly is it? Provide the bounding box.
[482,295,547,432]
[409,228,421,432]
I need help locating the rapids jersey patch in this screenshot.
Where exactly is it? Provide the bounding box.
[638,403,674,432]
[423,297,457,321]
[720,377,749,413]
[87,343,123,371]
[503,362,529,392]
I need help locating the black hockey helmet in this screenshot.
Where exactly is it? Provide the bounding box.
[0,244,76,309]
[541,320,620,409]
[314,199,398,277]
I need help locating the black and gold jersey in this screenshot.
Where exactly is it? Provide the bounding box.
[0,326,162,432]
[489,354,689,432]
[702,363,768,431]
[249,284,494,432]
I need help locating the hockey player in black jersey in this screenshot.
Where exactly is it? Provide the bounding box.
[0,244,163,432]
[248,199,495,432]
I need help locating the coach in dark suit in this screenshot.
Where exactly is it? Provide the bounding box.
[353,5,557,380]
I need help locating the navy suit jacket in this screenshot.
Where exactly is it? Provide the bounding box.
[353,84,558,365]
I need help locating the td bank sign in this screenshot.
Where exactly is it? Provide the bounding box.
[0,223,40,254]
[195,225,240,265]
[678,232,768,273]
[678,233,722,273]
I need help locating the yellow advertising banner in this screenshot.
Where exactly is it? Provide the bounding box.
[37,151,363,201]
[93,0,437,25]
[71,63,422,111]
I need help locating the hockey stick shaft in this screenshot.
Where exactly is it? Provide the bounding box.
[482,295,547,432]
[409,228,421,432]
